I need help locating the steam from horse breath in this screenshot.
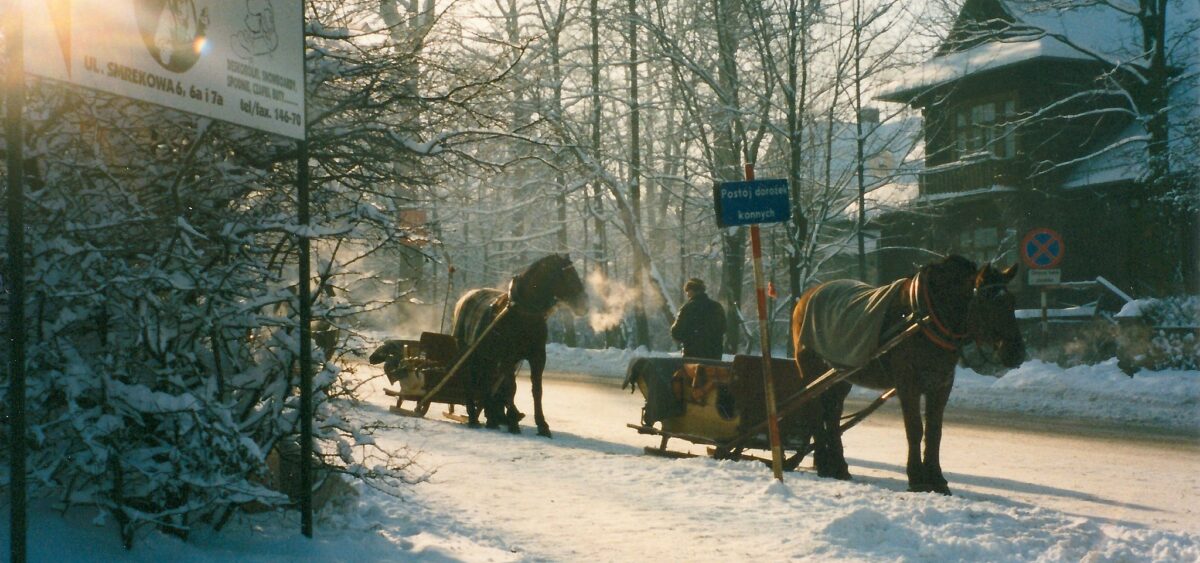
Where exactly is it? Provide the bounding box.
[585,270,639,332]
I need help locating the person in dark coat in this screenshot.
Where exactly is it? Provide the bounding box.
[670,278,726,359]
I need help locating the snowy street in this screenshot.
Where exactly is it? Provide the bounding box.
[4,354,1199,561]
[343,361,1200,561]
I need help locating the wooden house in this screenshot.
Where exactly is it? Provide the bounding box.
[874,0,1198,302]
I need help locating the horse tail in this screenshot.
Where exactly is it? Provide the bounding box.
[791,284,819,358]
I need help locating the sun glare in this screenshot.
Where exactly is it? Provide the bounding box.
[193,36,209,56]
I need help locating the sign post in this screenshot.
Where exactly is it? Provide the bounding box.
[714,165,791,481]
[16,0,310,547]
[1021,227,1064,286]
[6,7,29,562]
[1021,228,1066,346]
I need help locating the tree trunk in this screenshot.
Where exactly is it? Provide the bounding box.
[590,0,615,348]
[785,0,811,356]
[714,0,746,354]
[854,0,868,282]
[628,0,651,349]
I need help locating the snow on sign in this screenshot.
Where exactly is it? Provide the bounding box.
[713,179,791,227]
[21,0,305,140]
[1020,228,1064,269]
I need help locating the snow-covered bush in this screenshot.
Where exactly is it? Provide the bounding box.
[1116,296,1200,374]
[0,2,513,547]
[1017,318,1120,370]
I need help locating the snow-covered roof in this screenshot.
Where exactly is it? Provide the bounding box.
[877,36,1090,102]
[915,185,1017,203]
[879,0,1198,189]
[1001,0,1148,63]
[878,0,1199,103]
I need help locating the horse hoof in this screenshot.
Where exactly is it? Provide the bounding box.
[467,421,482,429]
[537,427,553,438]
[933,485,952,496]
[817,469,851,480]
[907,484,933,493]
[508,426,522,435]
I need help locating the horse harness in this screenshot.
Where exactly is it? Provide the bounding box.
[899,269,970,353]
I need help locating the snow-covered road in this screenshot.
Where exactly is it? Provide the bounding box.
[394,375,1200,534]
[357,371,1200,561]
[9,358,1199,561]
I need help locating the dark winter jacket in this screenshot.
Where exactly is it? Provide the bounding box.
[670,292,726,359]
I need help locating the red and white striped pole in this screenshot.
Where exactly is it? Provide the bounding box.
[746,163,785,481]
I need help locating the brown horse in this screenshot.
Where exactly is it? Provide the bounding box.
[792,255,1024,494]
[451,254,588,437]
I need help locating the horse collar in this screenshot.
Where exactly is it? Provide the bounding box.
[908,271,968,352]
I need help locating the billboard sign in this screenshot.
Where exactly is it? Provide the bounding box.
[22,0,305,139]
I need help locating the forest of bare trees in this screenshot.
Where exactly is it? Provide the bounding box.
[409,0,935,354]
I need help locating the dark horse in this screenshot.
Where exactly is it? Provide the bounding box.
[451,254,588,437]
[792,255,1024,494]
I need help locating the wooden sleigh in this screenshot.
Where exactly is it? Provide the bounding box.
[625,322,921,469]
[371,299,527,423]
[372,331,475,422]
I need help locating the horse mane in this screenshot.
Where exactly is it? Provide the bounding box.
[519,253,569,277]
[934,254,977,276]
[917,254,979,336]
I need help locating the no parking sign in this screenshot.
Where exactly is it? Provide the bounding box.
[1021,228,1064,285]
[1021,228,1064,268]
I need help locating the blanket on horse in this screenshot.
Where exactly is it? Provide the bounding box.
[799,278,907,369]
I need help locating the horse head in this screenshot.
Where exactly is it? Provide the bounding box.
[967,262,1025,368]
[551,254,589,316]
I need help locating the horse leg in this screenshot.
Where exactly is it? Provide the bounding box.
[922,384,953,495]
[529,352,551,437]
[499,367,521,434]
[797,348,830,475]
[815,382,852,480]
[483,388,504,430]
[897,386,929,492]
[484,364,507,429]
[798,348,850,479]
[465,363,482,428]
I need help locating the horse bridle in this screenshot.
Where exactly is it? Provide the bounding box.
[506,259,581,319]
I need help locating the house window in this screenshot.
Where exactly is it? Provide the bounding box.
[957,227,1018,264]
[953,98,1017,160]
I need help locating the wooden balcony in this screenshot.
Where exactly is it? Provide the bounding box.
[919,154,1024,198]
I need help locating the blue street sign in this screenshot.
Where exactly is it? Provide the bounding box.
[713,179,791,227]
